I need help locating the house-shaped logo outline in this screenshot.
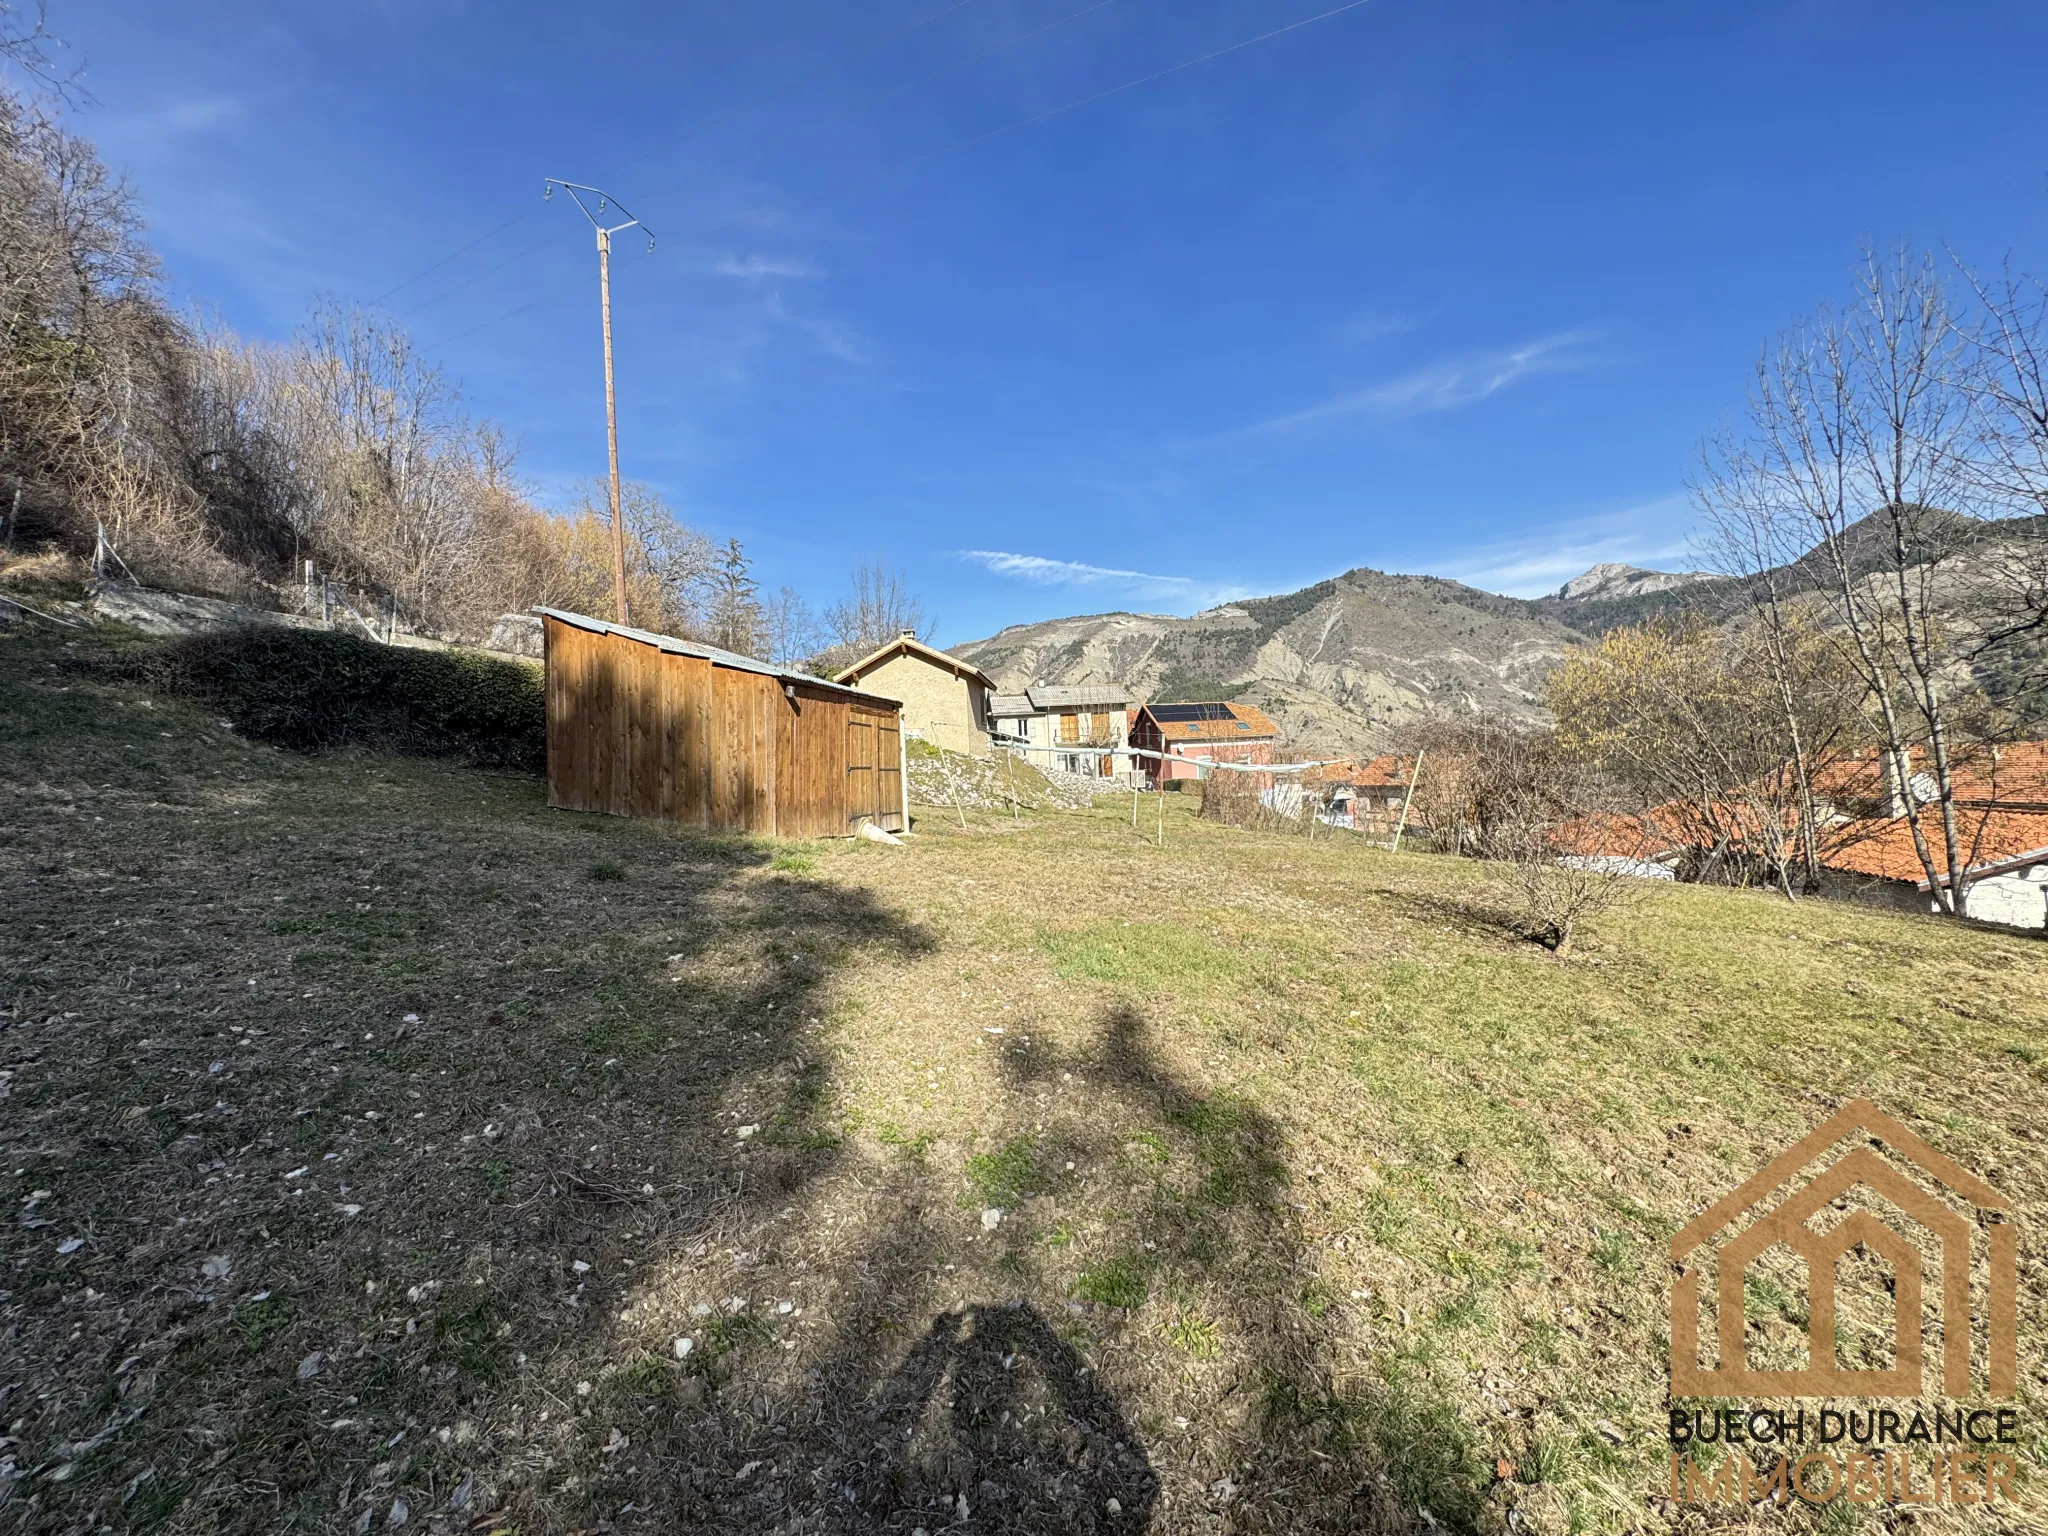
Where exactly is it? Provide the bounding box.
[1669,1099,2017,1399]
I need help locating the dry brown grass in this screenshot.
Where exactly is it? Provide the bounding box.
[3,621,2046,1535]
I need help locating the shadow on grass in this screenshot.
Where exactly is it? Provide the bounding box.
[979,1005,1490,1534]
[842,1302,1157,1533]
[4,625,1479,1534]
[0,628,948,1535]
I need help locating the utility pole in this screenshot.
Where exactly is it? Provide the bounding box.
[545,179,655,627]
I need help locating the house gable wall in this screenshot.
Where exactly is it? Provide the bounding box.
[856,651,990,756]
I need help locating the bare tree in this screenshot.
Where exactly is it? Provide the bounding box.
[759,585,823,668]
[826,558,929,655]
[1958,263,2048,720]
[1697,249,1993,913]
[1548,618,1865,897]
[1395,718,1644,953]
[1395,718,1558,859]
[0,2,85,102]
[0,80,766,642]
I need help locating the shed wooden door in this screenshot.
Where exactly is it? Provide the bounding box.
[846,709,905,833]
[875,715,902,831]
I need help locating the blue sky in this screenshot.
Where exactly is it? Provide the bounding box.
[56,0,2048,642]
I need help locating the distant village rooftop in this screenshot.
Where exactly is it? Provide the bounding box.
[990,683,1131,713]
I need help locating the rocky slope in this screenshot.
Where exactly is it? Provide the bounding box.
[1552,562,1711,602]
[954,516,2048,752]
[955,567,1589,755]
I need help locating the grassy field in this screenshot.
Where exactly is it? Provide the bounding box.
[3,621,2046,1535]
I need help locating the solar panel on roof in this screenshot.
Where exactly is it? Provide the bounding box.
[1149,703,1234,722]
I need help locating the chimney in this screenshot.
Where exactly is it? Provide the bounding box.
[900,628,916,640]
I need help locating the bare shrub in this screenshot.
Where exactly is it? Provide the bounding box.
[1197,767,1297,832]
[1393,718,1555,858]
[1485,781,1645,956]
[1396,719,1650,954]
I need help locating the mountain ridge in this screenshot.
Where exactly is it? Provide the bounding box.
[953,517,2047,751]
[954,563,1600,754]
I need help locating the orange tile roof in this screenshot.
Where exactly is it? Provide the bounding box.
[1819,807,2048,887]
[1146,702,1281,742]
[1303,752,1413,788]
[1957,740,2048,801]
[1557,770,2048,889]
[1556,809,1693,860]
[1353,752,1412,788]
[1810,742,2048,804]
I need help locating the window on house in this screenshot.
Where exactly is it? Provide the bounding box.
[1058,713,1079,743]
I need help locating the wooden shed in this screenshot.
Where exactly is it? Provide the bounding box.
[539,608,905,837]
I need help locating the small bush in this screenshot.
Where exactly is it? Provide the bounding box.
[151,626,545,771]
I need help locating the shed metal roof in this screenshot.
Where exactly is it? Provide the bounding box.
[535,608,899,707]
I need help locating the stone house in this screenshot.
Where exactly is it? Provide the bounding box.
[834,633,996,756]
[989,684,1133,777]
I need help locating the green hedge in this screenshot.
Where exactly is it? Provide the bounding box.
[153,626,545,772]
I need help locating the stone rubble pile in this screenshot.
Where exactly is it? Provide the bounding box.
[906,748,1105,813]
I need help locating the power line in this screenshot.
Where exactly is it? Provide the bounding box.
[418,0,1378,354]
[418,292,554,353]
[395,227,579,320]
[397,0,1120,330]
[370,211,531,306]
[363,0,991,311]
[945,0,1374,154]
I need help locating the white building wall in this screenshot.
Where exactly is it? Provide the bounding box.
[1961,866,2048,930]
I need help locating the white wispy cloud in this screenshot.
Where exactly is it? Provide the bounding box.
[1331,307,1424,345]
[714,254,822,281]
[958,549,1249,610]
[163,96,244,133]
[1241,330,1604,435]
[105,94,246,139]
[1432,495,1700,597]
[760,290,868,364]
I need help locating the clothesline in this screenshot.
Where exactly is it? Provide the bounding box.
[989,738,1358,776]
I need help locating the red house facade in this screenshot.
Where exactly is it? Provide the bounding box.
[1129,701,1282,786]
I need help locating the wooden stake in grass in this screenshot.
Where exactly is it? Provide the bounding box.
[1005,749,1021,822]
[1157,778,1165,846]
[1390,749,1424,853]
[936,725,967,829]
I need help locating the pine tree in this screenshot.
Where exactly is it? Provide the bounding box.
[708,537,762,656]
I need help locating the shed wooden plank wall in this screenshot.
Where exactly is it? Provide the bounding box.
[543,615,904,837]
